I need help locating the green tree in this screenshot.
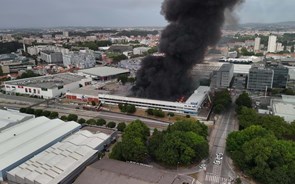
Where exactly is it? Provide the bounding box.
[78,118,86,124]
[60,115,68,121]
[34,109,43,117]
[86,119,96,125]
[146,108,154,115]
[236,92,252,108]
[96,118,107,126]
[19,107,27,113]
[91,101,96,106]
[117,75,128,85]
[42,110,51,117]
[26,108,35,115]
[117,122,126,132]
[106,122,116,128]
[49,112,59,119]
[126,104,136,114]
[167,112,175,117]
[67,114,78,121]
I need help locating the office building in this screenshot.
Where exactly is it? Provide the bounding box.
[271,65,289,88]
[40,51,63,64]
[247,64,274,91]
[254,37,261,52]
[4,73,92,99]
[0,117,81,181]
[267,35,277,53]
[99,86,210,115]
[211,64,234,89]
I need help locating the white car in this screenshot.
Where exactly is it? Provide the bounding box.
[216,153,223,157]
[213,160,221,165]
[216,155,223,160]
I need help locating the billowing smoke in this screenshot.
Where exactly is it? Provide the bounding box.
[133,0,243,100]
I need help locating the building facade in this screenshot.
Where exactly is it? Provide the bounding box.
[211,64,234,89]
[271,65,289,88]
[254,37,261,52]
[63,52,96,69]
[40,51,63,64]
[247,65,274,91]
[267,35,277,53]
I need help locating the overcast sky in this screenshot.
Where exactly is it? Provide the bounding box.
[0,0,294,28]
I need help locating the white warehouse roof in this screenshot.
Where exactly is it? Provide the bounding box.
[0,109,33,131]
[0,117,81,181]
[7,130,110,184]
[78,66,130,77]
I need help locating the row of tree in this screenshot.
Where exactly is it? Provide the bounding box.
[213,90,232,113]
[110,119,209,166]
[146,108,166,118]
[19,107,127,131]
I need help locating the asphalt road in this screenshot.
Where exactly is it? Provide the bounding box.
[197,95,240,184]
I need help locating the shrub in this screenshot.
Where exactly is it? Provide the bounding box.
[91,101,96,106]
[67,114,78,121]
[86,119,96,125]
[60,115,68,121]
[117,122,126,132]
[106,122,116,128]
[26,108,35,115]
[34,109,43,117]
[19,107,27,113]
[78,118,86,124]
[97,118,107,126]
[146,108,154,115]
[167,112,175,117]
[42,110,51,117]
[49,112,59,119]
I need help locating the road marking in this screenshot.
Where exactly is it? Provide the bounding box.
[205,173,230,184]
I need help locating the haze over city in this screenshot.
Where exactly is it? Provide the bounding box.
[1,0,295,28]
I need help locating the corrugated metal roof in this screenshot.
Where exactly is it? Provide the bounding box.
[7,130,110,184]
[0,117,81,172]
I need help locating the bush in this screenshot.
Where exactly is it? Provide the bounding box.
[49,112,59,119]
[67,114,78,121]
[106,122,116,128]
[60,115,68,121]
[117,122,126,132]
[119,103,136,114]
[78,118,86,124]
[186,115,191,118]
[153,109,165,118]
[167,112,175,117]
[97,118,107,126]
[42,110,51,117]
[26,108,35,115]
[19,107,27,113]
[146,108,154,115]
[86,119,96,125]
[34,109,43,117]
[91,101,96,106]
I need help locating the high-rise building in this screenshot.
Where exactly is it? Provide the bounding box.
[63,31,69,37]
[276,43,284,52]
[247,64,274,91]
[267,35,277,53]
[211,63,234,89]
[254,37,261,52]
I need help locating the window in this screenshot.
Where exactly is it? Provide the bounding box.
[29,89,31,93]
[33,89,36,93]
[41,88,48,91]
[25,88,28,93]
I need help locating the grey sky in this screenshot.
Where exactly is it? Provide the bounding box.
[0,0,294,28]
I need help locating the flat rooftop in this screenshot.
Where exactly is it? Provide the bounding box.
[185,86,210,107]
[0,109,33,131]
[74,159,194,184]
[79,66,130,77]
[5,73,85,89]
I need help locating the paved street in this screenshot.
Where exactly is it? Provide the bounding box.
[198,94,239,184]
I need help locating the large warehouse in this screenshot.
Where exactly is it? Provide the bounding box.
[0,117,81,181]
[78,66,130,81]
[99,86,210,115]
[4,73,92,99]
[271,95,295,123]
[7,130,112,184]
[0,109,33,131]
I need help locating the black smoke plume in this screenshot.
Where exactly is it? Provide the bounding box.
[133,0,243,100]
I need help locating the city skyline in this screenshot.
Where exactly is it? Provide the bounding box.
[1,0,295,28]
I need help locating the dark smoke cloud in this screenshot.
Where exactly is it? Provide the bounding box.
[133,0,243,100]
